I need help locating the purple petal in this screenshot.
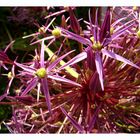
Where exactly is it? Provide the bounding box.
[94,9,99,41]
[86,47,96,71]
[99,7,110,42]
[0,51,13,64]
[109,44,123,49]
[15,62,36,73]
[59,27,92,46]
[30,36,54,45]
[89,72,101,92]
[60,107,84,133]
[41,78,52,115]
[88,9,94,36]
[58,51,87,71]
[88,103,102,132]
[95,52,104,91]
[48,75,82,87]
[69,7,80,34]
[102,49,140,69]
[47,50,75,72]
[111,21,135,41]
[15,96,35,105]
[0,94,7,101]
[40,40,45,67]
[21,78,38,96]
[12,107,21,133]
[112,17,126,27]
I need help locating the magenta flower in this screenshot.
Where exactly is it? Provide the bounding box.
[15,40,81,115]
[58,8,140,91]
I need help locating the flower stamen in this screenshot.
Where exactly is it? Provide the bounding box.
[36,68,46,78]
[92,41,102,50]
[52,28,61,37]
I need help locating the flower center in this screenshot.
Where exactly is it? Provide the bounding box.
[52,28,61,37]
[90,36,102,50]
[8,72,13,79]
[110,27,114,35]
[136,30,140,38]
[38,27,46,34]
[90,36,94,43]
[36,68,46,78]
[92,41,102,50]
[133,6,138,11]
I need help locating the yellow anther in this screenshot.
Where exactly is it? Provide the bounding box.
[90,36,94,43]
[38,27,46,34]
[15,89,21,94]
[136,30,140,38]
[52,28,61,37]
[36,68,46,78]
[7,72,13,79]
[110,27,114,35]
[92,41,102,50]
[133,6,138,11]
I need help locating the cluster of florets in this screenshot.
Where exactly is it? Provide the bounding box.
[0,7,140,133]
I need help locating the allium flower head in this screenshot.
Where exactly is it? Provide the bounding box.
[59,7,140,91]
[1,7,140,134]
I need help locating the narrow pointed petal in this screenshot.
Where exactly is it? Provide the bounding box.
[48,75,82,87]
[21,78,38,96]
[48,50,75,72]
[40,40,45,67]
[41,78,52,115]
[15,96,35,105]
[89,72,101,92]
[95,52,104,91]
[59,27,92,46]
[0,51,13,64]
[58,51,87,71]
[69,7,80,34]
[30,36,54,45]
[92,9,99,41]
[100,7,110,42]
[60,107,84,133]
[86,47,96,71]
[111,21,135,41]
[0,94,7,101]
[88,9,94,36]
[102,49,140,69]
[15,62,36,73]
[88,103,102,132]
[112,17,126,27]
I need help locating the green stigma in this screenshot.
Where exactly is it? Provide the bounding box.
[136,30,140,38]
[36,68,46,78]
[92,41,102,50]
[52,28,61,37]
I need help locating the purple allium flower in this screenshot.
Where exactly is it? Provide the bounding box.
[0,64,15,101]
[1,7,140,134]
[59,7,140,91]
[14,40,81,115]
